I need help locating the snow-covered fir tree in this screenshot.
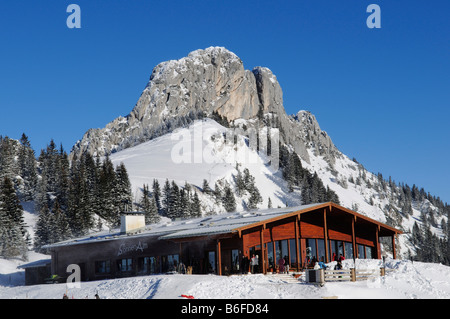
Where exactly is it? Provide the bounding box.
[0,176,28,259]
[140,184,160,224]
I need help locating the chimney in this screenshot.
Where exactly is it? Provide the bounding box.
[120,212,146,234]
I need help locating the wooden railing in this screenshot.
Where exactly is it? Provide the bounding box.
[306,267,391,284]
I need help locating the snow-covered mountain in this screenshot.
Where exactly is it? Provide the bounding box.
[70,47,336,164]
[69,47,448,260]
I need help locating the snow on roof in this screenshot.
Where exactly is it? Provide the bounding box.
[18,258,51,269]
[44,203,324,249]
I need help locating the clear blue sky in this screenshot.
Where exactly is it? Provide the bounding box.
[1,1,449,203]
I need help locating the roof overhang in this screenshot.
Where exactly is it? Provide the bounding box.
[232,202,403,236]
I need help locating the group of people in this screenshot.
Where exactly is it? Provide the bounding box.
[242,252,348,274]
[307,253,346,270]
[277,256,290,273]
[63,293,100,299]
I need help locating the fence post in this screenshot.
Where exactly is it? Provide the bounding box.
[350,268,356,282]
[319,268,325,286]
[380,267,385,277]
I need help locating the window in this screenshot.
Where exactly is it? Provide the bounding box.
[329,240,337,261]
[305,239,317,265]
[95,260,111,274]
[344,242,353,259]
[117,258,133,272]
[275,240,289,262]
[365,246,373,259]
[167,254,179,272]
[138,256,159,274]
[160,254,180,273]
[289,239,297,268]
[267,243,274,269]
[337,240,344,259]
[317,239,326,262]
[358,245,365,259]
[281,240,289,263]
[208,251,216,273]
[231,249,240,272]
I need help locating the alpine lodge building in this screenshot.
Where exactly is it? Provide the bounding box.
[36,202,402,284]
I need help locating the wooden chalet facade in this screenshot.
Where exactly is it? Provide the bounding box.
[37,202,402,284]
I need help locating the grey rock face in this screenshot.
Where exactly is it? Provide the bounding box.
[70,47,338,164]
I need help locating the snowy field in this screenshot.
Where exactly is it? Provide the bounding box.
[1,256,450,299]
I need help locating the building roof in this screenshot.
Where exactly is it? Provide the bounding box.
[44,202,402,249]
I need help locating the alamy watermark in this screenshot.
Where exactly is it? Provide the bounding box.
[66,264,81,289]
[366,4,381,29]
[170,122,280,172]
[66,4,81,29]
[65,4,381,30]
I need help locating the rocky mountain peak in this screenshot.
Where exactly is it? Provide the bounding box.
[70,47,338,164]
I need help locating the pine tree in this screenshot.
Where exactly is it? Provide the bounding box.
[152,179,162,213]
[115,162,133,212]
[213,182,222,205]
[34,203,52,251]
[235,168,245,196]
[0,176,28,258]
[52,199,72,243]
[0,136,18,182]
[247,183,262,210]
[169,181,181,219]
[202,179,211,194]
[268,197,273,209]
[98,156,118,227]
[17,133,38,201]
[191,192,202,218]
[179,188,190,219]
[140,184,160,224]
[35,139,65,213]
[55,144,70,211]
[162,179,171,218]
[67,154,94,235]
[0,177,27,238]
[223,183,236,212]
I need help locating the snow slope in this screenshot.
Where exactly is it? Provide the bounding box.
[109,118,298,212]
[1,256,450,299]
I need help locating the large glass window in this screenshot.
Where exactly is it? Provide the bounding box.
[281,240,288,262]
[365,246,373,259]
[231,249,240,273]
[344,242,353,259]
[305,239,317,265]
[317,239,326,262]
[275,241,281,262]
[137,257,150,274]
[337,240,344,259]
[329,240,346,260]
[275,240,289,261]
[289,239,297,268]
[329,240,337,261]
[267,243,274,269]
[95,260,111,274]
[208,251,216,273]
[117,258,133,272]
[167,254,179,272]
[358,245,365,259]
